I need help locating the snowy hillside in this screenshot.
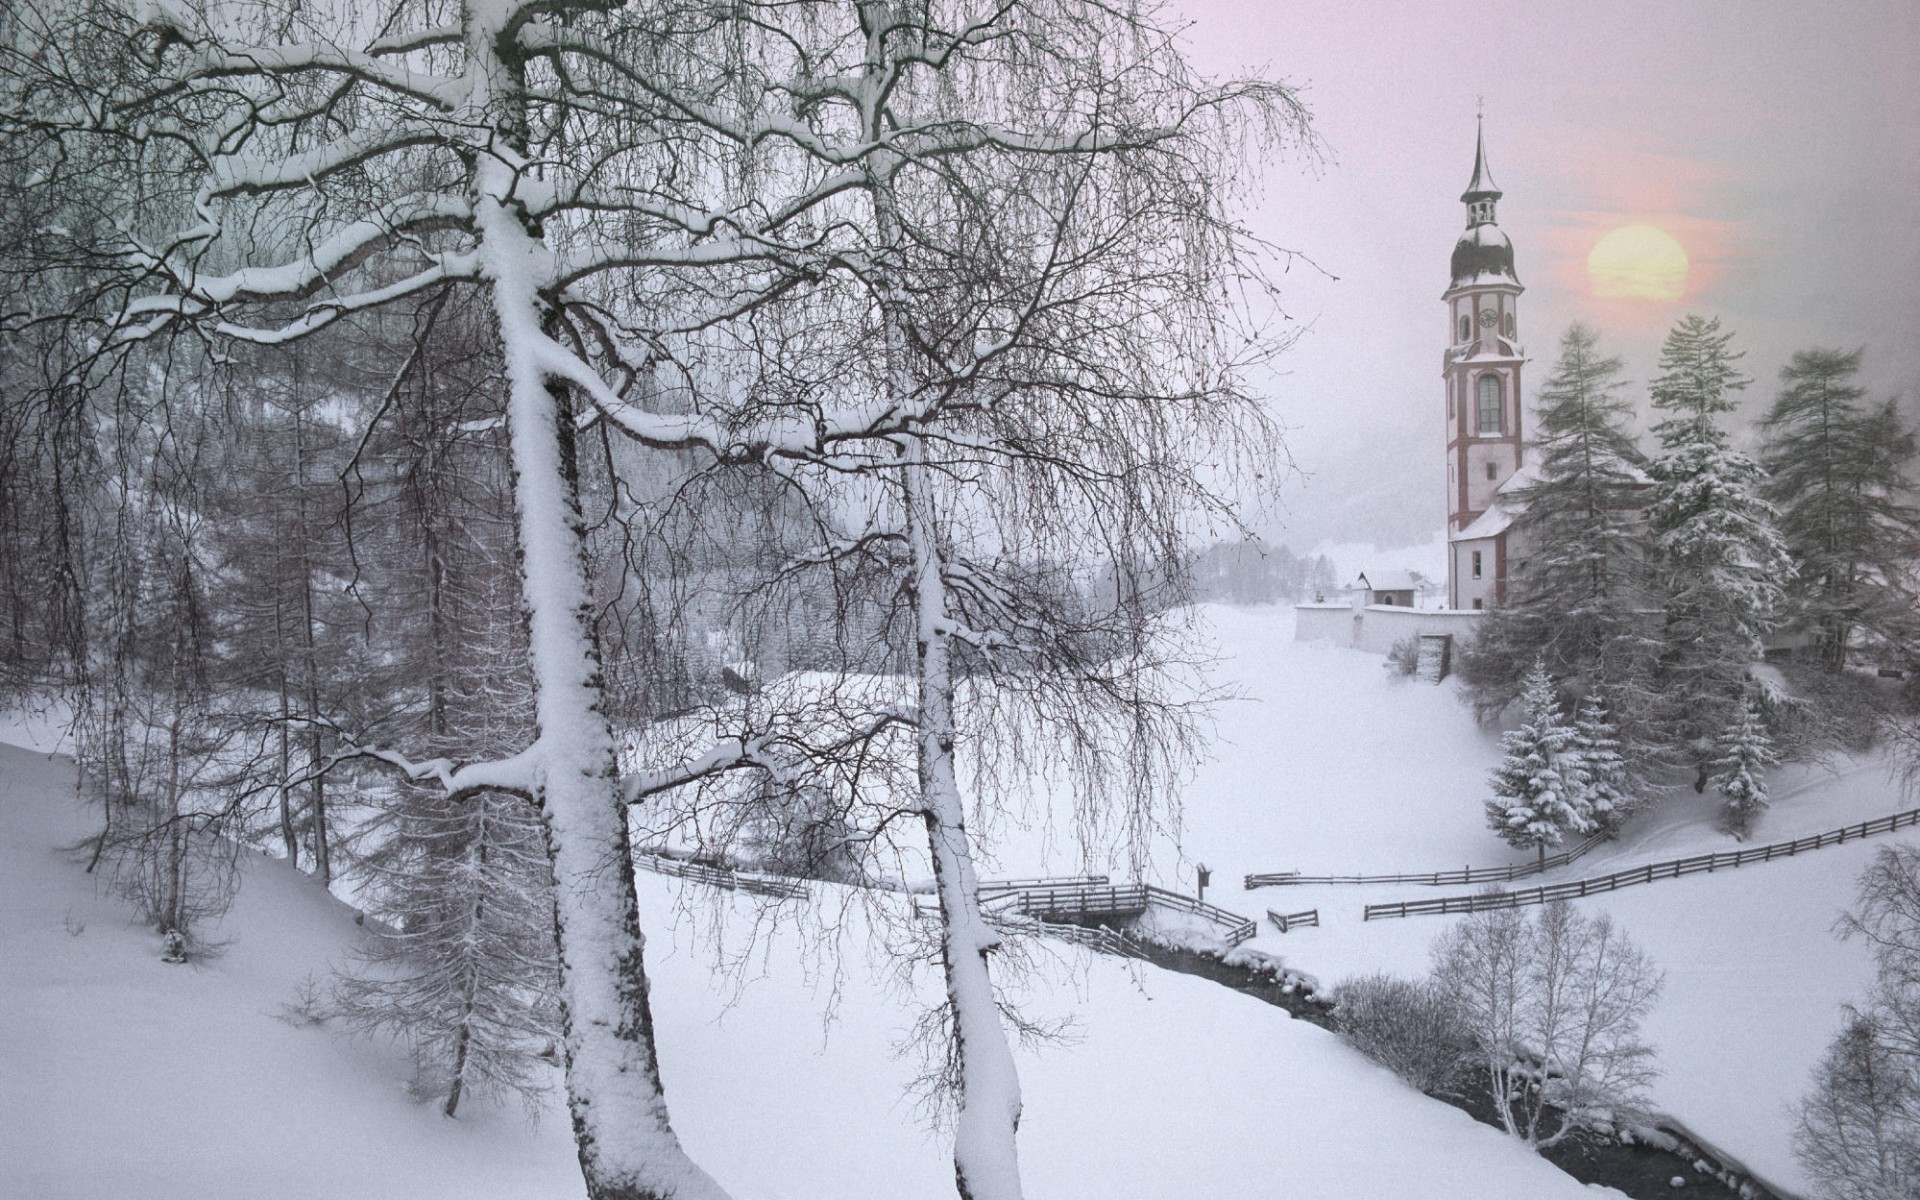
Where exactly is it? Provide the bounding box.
[1,738,1610,1200]
[5,603,1909,1197]
[1176,604,1915,1194]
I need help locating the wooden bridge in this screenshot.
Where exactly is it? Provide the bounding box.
[978,877,1258,946]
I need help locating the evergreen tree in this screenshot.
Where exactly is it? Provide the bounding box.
[1461,324,1658,736]
[1570,694,1634,834]
[1711,695,1778,838]
[1759,348,1920,671]
[338,786,560,1116]
[1645,315,1792,786]
[1486,664,1594,861]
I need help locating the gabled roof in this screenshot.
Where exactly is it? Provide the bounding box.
[1353,569,1420,593]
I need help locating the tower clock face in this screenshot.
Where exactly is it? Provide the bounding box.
[1478,309,1499,327]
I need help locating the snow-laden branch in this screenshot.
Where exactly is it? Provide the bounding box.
[176,36,467,113]
[622,710,915,804]
[121,192,472,311]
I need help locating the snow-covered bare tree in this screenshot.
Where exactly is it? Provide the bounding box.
[3,1,815,1191]
[5,1,1305,1194]
[1644,315,1791,789]
[598,6,1307,1192]
[1434,900,1662,1149]
[1758,347,1920,673]
[1796,844,1920,1200]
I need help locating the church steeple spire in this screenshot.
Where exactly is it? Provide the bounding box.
[1461,117,1502,226]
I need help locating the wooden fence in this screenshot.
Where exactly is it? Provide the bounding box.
[634,852,810,900]
[1266,908,1319,934]
[1247,831,1609,890]
[1008,918,1157,962]
[1364,807,1920,921]
[1139,886,1260,946]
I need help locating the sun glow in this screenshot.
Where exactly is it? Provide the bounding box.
[1587,225,1690,301]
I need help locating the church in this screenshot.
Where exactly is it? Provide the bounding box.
[1443,120,1529,611]
[1295,120,1531,657]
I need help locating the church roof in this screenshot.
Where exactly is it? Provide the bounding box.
[1353,569,1420,593]
[1449,462,1540,543]
[1460,120,1502,204]
[1446,120,1520,291]
[1449,223,1521,290]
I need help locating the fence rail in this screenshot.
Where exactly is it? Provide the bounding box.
[978,874,1109,895]
[634,852,810,900]
[1138,886,1260,945]
[1008,918,1157,961]
[1266,908,1320,934]
[1364,808,1920,921]
[1247,831,1609,891]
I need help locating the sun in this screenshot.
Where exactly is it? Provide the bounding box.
[1586,225,1689,302]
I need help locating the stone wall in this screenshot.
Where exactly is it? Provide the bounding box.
[1294,602,1482,655]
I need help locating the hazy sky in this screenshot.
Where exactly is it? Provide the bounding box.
[1168,0,1920,550]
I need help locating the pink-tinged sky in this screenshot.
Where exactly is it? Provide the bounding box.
[1169,0,1920,549]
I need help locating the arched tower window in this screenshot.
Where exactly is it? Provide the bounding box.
[1476,375,1502,434]
[1459,314,1470,342]
[1503,312,1515,337]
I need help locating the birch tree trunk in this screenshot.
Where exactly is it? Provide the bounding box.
[470,12,727,1180]
[903,442,1026,1200]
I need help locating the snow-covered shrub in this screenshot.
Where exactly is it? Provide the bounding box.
[1331,973,1474,1095]
[733,780,866,884]
[1385,637,1420,677]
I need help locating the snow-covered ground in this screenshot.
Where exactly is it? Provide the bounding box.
[0,737,1606,1199]
[1174,604,1915,1194]
[4,602,1908,1196]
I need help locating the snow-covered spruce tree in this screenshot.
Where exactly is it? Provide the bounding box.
[1569,694,1633,834]
[1485,665,1594,863]
[1759,347,1920,672]
[1796,844,1920,1200]
[339,785,561,1116]
[1644,315,1792,789]
[1460,324,1658,733]
[1710,694,1777,838]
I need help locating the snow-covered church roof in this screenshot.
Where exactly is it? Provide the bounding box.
[1449,223,1520,291]
[1449,462,1540,543]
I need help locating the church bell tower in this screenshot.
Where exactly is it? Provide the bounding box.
[1443,118,1525,609]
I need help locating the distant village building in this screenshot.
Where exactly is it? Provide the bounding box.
[1349,570,1419,608]
[1442,119,1527,611]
